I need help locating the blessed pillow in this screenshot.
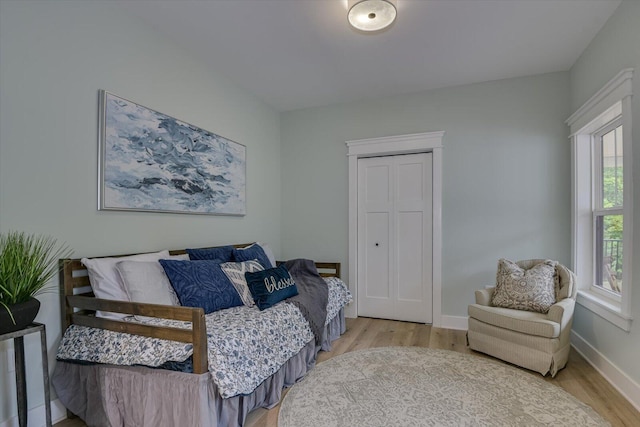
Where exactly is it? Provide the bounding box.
[220,260,265,307]
[186,245,234,262]
[159,260,243,314]
[491,259,557,313]
[81,250,170,319]
[233,243,273,268]
[244,265,298,311]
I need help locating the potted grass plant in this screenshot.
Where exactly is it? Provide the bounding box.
[0,231,72,334]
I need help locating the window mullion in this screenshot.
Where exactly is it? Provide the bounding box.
[593,207,624,216]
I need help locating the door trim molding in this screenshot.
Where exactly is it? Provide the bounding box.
[346,132,444,325]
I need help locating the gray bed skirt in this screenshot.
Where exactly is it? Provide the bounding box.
[52,309,347,427]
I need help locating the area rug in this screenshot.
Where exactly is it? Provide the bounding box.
[278,347,608,427]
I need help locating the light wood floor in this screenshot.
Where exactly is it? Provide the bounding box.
[55,317,639,427]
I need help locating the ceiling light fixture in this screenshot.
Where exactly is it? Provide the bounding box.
[348,0,397,32]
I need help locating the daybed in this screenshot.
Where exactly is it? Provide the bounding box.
[52,243,352,427]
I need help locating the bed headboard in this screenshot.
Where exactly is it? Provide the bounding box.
[59,243,341,374]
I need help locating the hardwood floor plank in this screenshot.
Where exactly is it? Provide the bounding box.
[408,322,432,347]
[54,317,640,427]
[342,317,381,353]
[429,327,470,353]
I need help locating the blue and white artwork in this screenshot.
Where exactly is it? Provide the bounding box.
[99,91,246,215]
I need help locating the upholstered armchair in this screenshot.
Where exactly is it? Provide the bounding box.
[467,259,577,377]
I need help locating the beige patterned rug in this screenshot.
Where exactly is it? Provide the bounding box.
[278,347,608,427]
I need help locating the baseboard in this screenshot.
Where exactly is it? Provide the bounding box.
[0,399,67,427]
[345,313,468,329]
[570,330,640,412]
[440,315,468,330]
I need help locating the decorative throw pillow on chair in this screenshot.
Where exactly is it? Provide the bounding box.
[491,259,557,313]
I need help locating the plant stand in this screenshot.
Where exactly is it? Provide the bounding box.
[0,323,51,427]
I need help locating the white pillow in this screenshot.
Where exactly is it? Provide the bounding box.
[220,260,265,307]
[257,242,277,268]
[116,260,181,306]
[81,250,170,319]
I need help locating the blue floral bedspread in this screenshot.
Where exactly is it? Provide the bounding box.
[56,278,352,398]
[325,277,352,325]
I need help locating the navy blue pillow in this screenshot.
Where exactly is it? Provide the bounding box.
[187,245,234,262]
[159,260,242,314]
[233,244,273,268]
[244,265,298,311]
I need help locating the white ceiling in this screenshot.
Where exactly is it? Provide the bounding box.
[121,0,621,112]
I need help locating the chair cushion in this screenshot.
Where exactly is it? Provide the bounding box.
[491,259,557,313]
[555,263,575,300]
[468,304,560,338]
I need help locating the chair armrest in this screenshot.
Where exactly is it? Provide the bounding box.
[547,298,575,329]
[475,287,495,306]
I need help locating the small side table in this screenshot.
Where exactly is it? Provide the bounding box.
[0,323,52,427]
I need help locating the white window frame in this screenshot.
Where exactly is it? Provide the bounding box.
[566,68,633,331]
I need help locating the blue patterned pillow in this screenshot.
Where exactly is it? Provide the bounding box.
[159,260,242,314]
[186,246,234,262]
[245,265,298,310]
[233,243,273,268]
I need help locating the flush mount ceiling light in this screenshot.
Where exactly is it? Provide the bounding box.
[348,0,397,32]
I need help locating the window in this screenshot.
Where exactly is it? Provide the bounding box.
[567,69,633,331]
[593,121,623,295]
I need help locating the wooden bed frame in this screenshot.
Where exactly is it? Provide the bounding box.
[59,243,341,375]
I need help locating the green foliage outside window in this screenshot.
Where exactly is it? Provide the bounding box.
[602,166,623,278]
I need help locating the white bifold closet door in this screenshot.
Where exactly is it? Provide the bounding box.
[357,153,433,323]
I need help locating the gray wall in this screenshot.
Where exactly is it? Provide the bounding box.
[281,72,572,318]
[0,1,281,422]
[569,0,640,385]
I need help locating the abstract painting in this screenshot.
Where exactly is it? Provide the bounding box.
[98,90,246,215]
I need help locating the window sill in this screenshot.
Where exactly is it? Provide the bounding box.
[576,290,632,331]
